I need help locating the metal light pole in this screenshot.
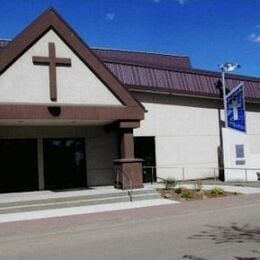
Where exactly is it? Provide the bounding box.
[218,62,241,182]
[221,68,228,128]
[219,62,240,128]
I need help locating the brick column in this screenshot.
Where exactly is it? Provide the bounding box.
[114,121,143,189]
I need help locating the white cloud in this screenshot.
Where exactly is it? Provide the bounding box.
[249,33,260,43]
[152,0,188,4]
[175,0,188,4]
[106,13,115,21]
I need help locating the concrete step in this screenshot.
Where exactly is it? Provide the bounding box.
[0,189,161,215]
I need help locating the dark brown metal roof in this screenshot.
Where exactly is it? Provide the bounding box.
[93,48,192,70]
[103,62,260,101]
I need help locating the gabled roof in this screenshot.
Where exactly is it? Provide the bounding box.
[0,8,145,111]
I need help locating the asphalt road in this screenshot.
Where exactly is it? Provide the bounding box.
[0,194,259,260]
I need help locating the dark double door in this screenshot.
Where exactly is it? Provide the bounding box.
[0,138,86,193]
[0,139,38,193]
[43,139,86,190]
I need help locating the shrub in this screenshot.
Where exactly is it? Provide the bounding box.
[158,177,176,190]
[180,190,192,199]
[211,187,225,197]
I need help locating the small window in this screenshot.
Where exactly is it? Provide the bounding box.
[235,144,245,165]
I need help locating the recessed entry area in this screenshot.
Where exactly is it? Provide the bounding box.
[0,139,38,193]
[134,137,157,183]
[43,138,87,190]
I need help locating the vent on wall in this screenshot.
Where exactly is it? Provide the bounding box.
[235,144,245,166]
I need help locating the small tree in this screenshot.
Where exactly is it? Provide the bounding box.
[180,190,192,199]
[158,177,176,190]
[211,187,225,197]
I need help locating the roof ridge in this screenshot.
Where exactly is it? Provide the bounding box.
[93,47,189,58]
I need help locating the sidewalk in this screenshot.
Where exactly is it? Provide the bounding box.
[0,185,177,224]
[0,182,259,224]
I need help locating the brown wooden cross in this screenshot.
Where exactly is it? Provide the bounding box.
[32,42,71,102]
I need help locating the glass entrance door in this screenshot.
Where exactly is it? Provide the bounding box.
[43,138,86,190]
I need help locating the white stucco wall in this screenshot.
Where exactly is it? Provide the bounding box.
[0,30,122,106]
[223,128,250,181]
[134,92,260,182]
[134,93,221,180]
[223,109,260,181]
[247,110,260,174]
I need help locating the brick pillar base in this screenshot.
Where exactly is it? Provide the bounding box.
[114,158,144,189]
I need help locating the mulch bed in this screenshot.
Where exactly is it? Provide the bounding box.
[157,187,240,202]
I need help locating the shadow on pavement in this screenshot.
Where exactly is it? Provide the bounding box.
[185,225,260,260]
[188,222,260,244]
[182,254,260,260]
[183,255,207,259]
[235,257,260,260]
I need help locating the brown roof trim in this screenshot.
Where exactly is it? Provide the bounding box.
[119,121,140,129]
[0,104,144,120]
[0,8,145,112]
[127,84,260,104]
[245,97,260,104]
[127,84,221,99]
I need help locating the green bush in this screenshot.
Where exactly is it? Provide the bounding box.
[158,177,176,190]
[211,187,225,197]
[180,190,192,199]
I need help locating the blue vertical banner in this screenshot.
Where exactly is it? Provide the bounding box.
[226,82,246,133]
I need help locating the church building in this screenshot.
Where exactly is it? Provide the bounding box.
[0,9,260,193]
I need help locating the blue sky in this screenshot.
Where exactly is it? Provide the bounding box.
[1,0,260,77]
